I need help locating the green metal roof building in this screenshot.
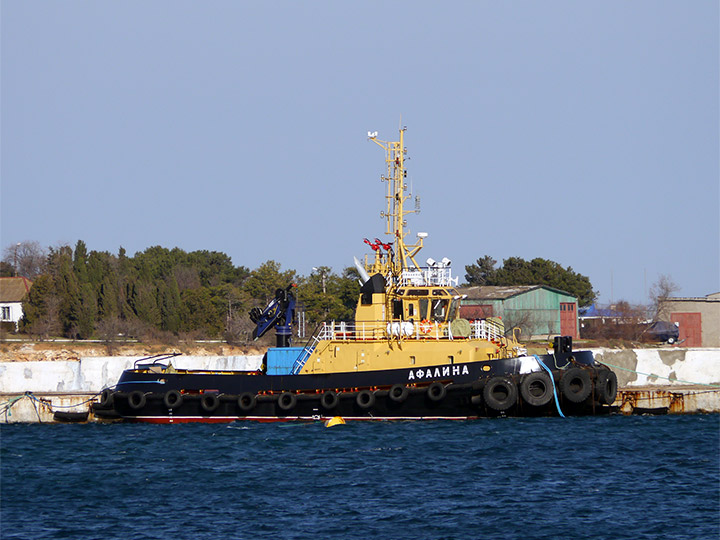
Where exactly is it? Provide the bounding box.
[456,285,579,341]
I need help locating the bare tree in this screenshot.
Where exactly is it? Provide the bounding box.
[2,241,47,279]
[649,274,680,320]
[502,310,537,341]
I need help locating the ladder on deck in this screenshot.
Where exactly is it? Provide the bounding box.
[290,325,324,375]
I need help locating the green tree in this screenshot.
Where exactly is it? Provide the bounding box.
[47,246,84,338]
[464,255,497,285]
[464,255,596,307]
[158,277,182,333]
[180,288,223,335]
[296,267,360,324]
[243,260,296,306]
[21,274,59,336]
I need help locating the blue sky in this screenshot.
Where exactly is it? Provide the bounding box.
[2,1,718,304]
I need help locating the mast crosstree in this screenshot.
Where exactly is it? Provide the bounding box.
[368,128,424,276]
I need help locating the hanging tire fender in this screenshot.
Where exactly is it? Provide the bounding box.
[99,389,114,408]
[320,390,339,409]
[596,369,618,405]
[163,390,183,410]
[427,382,447,402]
[356,390,375,409]
[277,392,297,411]
[483,377,518,411]
[520,372,554,407]
[559,367,592,403]
[200,393,220,413]
[128,390,146,410]
[238,392,257,412]
[388,384,409,403]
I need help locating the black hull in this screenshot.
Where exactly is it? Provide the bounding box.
[94,351,617,422]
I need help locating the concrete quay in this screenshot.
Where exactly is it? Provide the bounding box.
[1,349,718,423]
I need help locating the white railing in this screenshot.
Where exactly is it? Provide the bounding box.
[399,267,458,287]
[313,319,506,343]
[470,319,504,342]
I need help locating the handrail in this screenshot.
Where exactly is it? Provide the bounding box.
[134,352,182,369]
[302,319,506,343]
[290,323,325,375]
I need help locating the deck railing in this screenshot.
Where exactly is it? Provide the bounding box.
[398,267,458,287]
[312,319,506,343]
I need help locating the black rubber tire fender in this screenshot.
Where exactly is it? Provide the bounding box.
[163,390,183,410]
[427,381,447,402]
[520,372,554,407]
[356,389,375,409]
[483,377,518,411]
[277,392,297,411]
[99,389,114,408]
[388,384,409,403]
[200,393,220,413]
[238,392,257,412]
[596,369,618,405]
[559,367,593,403]
[320,390,339,409]
[128,390,146,410]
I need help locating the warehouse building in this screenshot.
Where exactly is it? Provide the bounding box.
[659,292,720,347]
[457,285,578,341]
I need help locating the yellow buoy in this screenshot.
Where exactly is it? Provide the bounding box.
[324,416,346,428]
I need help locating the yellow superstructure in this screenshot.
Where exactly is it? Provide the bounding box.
[299,128,524,375]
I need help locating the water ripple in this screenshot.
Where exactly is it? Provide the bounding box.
[1,416,718,540]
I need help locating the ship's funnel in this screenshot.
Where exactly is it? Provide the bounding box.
[354,256,371,284]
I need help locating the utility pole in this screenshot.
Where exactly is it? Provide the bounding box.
[13,243,21,277]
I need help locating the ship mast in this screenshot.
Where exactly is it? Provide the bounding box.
[369,128,423,277]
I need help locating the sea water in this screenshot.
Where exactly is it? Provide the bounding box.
[1,415,718,540]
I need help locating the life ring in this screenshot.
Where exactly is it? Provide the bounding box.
[238,392,257,412]
[128,390,146,410]
[559,367,592,403]
[277,392,297,411]
[520,372,553,407]
[320,390,339,409]
[356,390,375,409]
[419,320,432,334]
[388,384,409,403]
[163,390,183,410]
[482,377,518,411]
[99,389,114,408]
[596,369,618,405]
[200,393,220,413]
[427,381,447,402]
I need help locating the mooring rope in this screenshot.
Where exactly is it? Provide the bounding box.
[532,354,565,418]
[595,359,720,389]
[0,390,105,421]
[23,390,104,408]
[0,395,26,417]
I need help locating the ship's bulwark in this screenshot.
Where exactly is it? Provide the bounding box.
[97,350,619,421]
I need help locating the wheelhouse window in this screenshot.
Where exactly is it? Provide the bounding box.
[419,298,429,320]
[432,299,448,321]
[448,298,460,321]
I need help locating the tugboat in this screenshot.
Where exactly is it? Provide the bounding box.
[95,128,617,422]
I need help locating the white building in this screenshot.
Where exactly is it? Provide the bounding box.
[0,277,32,332]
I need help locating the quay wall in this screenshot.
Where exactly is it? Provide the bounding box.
[590,348,720,388]
[0,355,263,394]
[1,349,718,422]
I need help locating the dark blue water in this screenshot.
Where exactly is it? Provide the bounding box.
[2,416,718,540]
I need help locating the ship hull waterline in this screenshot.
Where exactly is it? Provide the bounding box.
[94,351,617,422]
